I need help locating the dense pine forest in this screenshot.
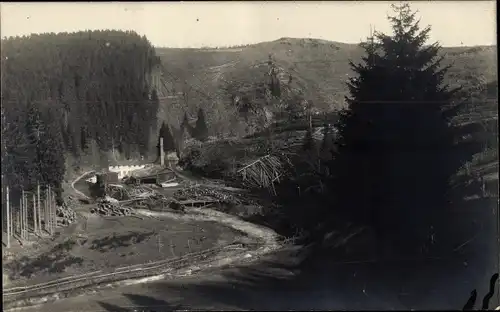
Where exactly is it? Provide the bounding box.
[1,30,160,199]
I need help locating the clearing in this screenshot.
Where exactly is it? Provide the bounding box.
[2,210,249,288]
[2,165,278,296]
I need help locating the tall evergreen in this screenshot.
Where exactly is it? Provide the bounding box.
[25,101,45,186]
[37,106,66,203]
[158,121,176,155]
[194,108,209,142]
[330,3,482,256]
[2,102,36,196]
[319,123,335,166]
[267,54,281,98]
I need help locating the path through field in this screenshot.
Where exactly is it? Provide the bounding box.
[8,168,497,311]
[9,243,499,311]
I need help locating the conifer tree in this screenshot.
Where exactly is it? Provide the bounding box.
[319,123,335,167]
[25,102,66,202]
[25,102,45,186]
[164,123,176,153]
[158,121,176,155]
[175,123,190,159]
[3,103,35,195]
[267,54,281,98]
[194,108,209,142]
[301,127,319,168]
[39,107,66,203]
[331,3,482,256]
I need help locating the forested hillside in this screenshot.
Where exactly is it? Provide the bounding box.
[1,30,160,198]
[1,29,496,201]
[156,38,497,138]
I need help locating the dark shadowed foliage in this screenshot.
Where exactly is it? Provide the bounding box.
[157,121,176,157]
[180,112,195,138]
[327,3,484,257]
[194,107,210,142]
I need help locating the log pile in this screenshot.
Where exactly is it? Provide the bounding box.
[89,184,188,216]
[85,166,265,216]
[127,186,155,198]
[90,200,135,217]
[106,184,130,201]
[106,184,159,202]
[56,203,77,226]
[237,154,286,194]
[122,193,186,213]
[173,186,257,206]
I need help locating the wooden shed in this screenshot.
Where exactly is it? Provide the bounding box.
[103,171,119,184]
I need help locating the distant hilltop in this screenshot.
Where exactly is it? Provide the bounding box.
[155,36,496,129]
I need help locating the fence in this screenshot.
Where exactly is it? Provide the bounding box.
[2,183,57,248]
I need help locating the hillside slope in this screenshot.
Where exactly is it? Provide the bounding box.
[156,37,497,134]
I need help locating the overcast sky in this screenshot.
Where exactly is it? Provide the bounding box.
[1,1,496,48]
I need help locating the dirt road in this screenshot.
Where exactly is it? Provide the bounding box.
[16,168,495,311]
[8,243,499,311]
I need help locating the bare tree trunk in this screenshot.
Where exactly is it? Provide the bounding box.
[49,186,55,235]
[24,192,28,240]
[33,193,37,234]
[16,205,20,237]
[44,188,48,233]
[20,194,22,240]
[37,183,41,233]
[21,190,25,241]
[21,190,24,240]
[49,186,54,235]
[6,186,10,248]
[160,137,164,167]
[48,185,52,235]
[52,190,56,233]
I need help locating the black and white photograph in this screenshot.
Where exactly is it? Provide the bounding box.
[1,1,498,311]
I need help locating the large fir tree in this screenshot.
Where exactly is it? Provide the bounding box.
[157,121,176,156]
[194,108,209,142]
[37,106,66,203]
[330,3,482,256]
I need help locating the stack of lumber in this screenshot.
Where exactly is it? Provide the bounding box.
[56,202,78,226]
[173,185,258,206]
[90,200,135,216]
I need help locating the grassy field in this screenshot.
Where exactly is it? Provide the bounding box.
[2,212,247,288]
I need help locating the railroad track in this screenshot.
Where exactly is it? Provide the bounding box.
[3,242,247,301]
